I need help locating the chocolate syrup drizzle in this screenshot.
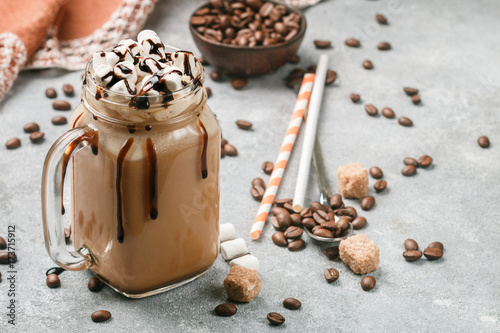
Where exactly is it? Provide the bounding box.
[116,138,134,243]
[197,114,209,179]
[146,138,159,220]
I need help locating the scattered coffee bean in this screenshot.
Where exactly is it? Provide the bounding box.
[0,252,16,264]
[52,100,71,111]
[276,211,291,229]
[46,274,61,288]
[52,116,68,125]
[365,104,378,116]
[411,94,421,105]
[363,60,373,69]
[381,107,395,118]
[314,40,331,49]
[402,165,417,176]
[324,268,339,283]
[398,117,413,127]
[325,70,337,85]
[329,194,344,210]
[301,217,316,229]
[418,155,433,168]
[374,180,387,193]
[403,250,422,261]
[427,242,444,250]
[215,303,237,317]
[423,247,443,260]
[0,236,6,249]
[284,226,303,239]
[377,42,391,50]
[324,247,339,260]
[350,93,360,103]
[360,196,375,211]
[310,201,326,213]
[206,87,212,98]
[24,122,40,133]
[271,216,281,230]
[376,14,388,24]
[262,161,274,175]
[210,71,222,82]
[199,56,209,66]
[5,137,21,150]
[221,138,228,147]
[345,38,360,47]
[231,78,248,90]
[478,136,490,148]
[337,217,350,231]
[289,214,302,227]
[289,54,300,63]
[29,132,45,143]
[404,239,419,251]
[283,298,301,310]
[250,185,265,201]
[252,177,266,189]
[88,277,103,292]
[337,206,357,219]
[45,88,57,98]
[267,312,285,326]
[236,120,252,130]
[224,144,238,156]
[404,87,419,96]
[91,310,111,323]
[287,239,305,251]
[313,228,334,238]
[62,84,74,97]
[404,157,418,167]
[361,276,376,291]
[351,216,367,230]
[369,166,383,179]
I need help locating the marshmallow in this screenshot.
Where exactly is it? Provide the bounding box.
[138,67,183,96]
[172,51,198,82]
[136,57,166,78]
[220,223,236,243]
[220,238,248,261]
[106,45,134,67]
[229,255,260,271]
[93,51,108,70]
[94,64,114,86]
[138,29,165,61]
[114,61,137,84]
[109,79,136,96]
[118,39,141,56]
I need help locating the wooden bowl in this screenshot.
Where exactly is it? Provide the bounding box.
[189,2,307,76]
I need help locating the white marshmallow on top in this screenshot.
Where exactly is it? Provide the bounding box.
[118,39,141,56]
[172,51,199,82]
[136,57,166,78]
[229,255,260,271]
[106,45,134,67]
[94,64,114,86]
[93,51,107,70]
[109,79,136,96]
[114,61,137,84]
[139,67,183,96]
[220,238,249,261]
[220,223,236,243]
[138,29,166,61]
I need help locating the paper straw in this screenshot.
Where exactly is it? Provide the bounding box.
[250,74,315,240]
[292,54,329,212]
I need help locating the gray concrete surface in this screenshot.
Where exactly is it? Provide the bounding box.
[1,0,500,331]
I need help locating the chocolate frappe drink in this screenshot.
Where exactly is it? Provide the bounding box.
[43,30,220,297]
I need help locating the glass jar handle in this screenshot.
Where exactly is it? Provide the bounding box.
[42,124,98,271]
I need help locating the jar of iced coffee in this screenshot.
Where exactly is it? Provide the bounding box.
[42,30,220,298]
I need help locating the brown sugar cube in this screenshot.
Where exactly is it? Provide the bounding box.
[223,266,261,303]
[339,234,380,274]
[336,163,369,199]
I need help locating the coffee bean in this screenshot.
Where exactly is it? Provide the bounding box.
[252,177,265,189]
[402,165,417,176]
[329,194,344,210]
[235,120,252,130]
[324,268,339,283]
[300,208,313,218]
[365,104,378,116]
[5,138,21,150]
[345,38,360,47]
[360,196,375,211]
[314,40,331,49]
[418,155,433,168]
[210,71,222,82]
[272,230,287,246]
[290,213,302,227]
[46,274,61,288]
[350,93,361,103]
[274,198,292,207]
[337,206,357,219]
[206,87,212,98]
[91,310,112,323]
[478,136,490,148]
[301,218,316,229]
[29,132,45,143]
[231,78,248,90]
[313,228,334,238]
[276,212,291,229]
[324,247,339,260]
[191,16,206,26]
[411,94,421,104]
[0,237,6,249]
[320,220,336,231]
[404,87,419,96]
[309,201,327,213]
[0,252,16,264]
[24,122,40,133]
[288,54,300,64]
[272,207,288,217]
[262,161,274,175]
[376,14,388,24]
[287,239,305,251]
[372,179,386,192]
[398,117,413,127]
[88,277,103,292]
[363,60,373,69]
[361,276,376,291]
[325,70,337,85]
[404,157,418,167]
[404,239,419,251]
[221,138,228,147]
[53,100,71,111]
[403,250,422,261]
[215,303,237,317]
[369,166,383,179]
[382,107,395,118]
[224,144,238,156]
[423,247,443,260]
[313,211,329,224]
[271,216,281,230]
[52,116,68,125]
[427,242,444,250]
[250,185,265,201]
[45,88,57,98]
[267,312,285,326]
[62,84,74,97]
[351,216,367,230]
[377,42,391,50]
[283,298,301,310]
[284,226,303,239]
[259,2,274,17]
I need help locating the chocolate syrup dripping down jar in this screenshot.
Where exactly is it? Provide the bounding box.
[42,53,220,298]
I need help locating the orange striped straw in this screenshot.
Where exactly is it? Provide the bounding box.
[250,74,315,240]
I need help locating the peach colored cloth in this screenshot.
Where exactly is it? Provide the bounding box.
[0,0,157,101]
